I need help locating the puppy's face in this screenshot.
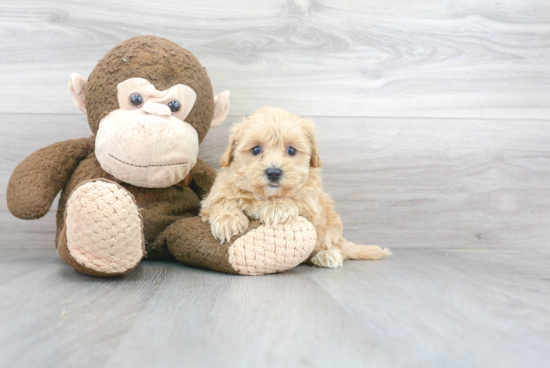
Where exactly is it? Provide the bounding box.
[220,107,322,198]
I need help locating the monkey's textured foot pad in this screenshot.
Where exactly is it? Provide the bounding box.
[228,217,317,275]
[64,180,145,275]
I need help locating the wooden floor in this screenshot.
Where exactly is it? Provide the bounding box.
[1,0,550,367]
[0,247,548,368]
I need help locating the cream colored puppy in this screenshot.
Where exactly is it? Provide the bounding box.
[200,107,389,268]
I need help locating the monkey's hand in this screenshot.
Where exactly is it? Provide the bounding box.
[7,138,94,220]
[259,199,300,227]
[206,201,249,244]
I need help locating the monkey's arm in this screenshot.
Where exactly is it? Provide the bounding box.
[7,137,95,220]
[190,158,217,200]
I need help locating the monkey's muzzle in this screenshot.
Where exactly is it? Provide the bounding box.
[95,109,199,188]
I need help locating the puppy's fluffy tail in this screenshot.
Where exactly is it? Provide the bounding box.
[341,241,390,260]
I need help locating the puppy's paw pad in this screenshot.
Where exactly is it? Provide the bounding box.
[259,203,299,227]
[311,248,344,268]
[211,211,249,243]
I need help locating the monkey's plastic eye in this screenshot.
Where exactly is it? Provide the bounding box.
[287,147,297,156]
[168,100,181,113]
[251,146,262,155]
[130,93,143,107]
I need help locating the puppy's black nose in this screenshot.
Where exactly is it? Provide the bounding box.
[266,167,283,182]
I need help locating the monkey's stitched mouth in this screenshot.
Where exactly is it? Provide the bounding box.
[109,154,187,168]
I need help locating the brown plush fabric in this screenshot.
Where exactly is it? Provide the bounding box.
[85,35,214,143]
[48,36,219,255]
[156,217,263,274]
[189,158,217,199]
[7,36,273,277]
[54,153,209,260]
[125,184,200,260]
[7,137,94,220]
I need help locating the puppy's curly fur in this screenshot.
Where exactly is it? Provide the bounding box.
[200,107,389,268]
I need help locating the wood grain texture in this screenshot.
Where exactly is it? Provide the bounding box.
[0,0,549,118]
[0,248,59,284]
[2,2,549,367]
[310,249,550,368]
[2,114,549,249]
[201,116,550,249]
[0,248,548,368]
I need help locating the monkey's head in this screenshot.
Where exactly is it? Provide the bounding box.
[68,36,230,188]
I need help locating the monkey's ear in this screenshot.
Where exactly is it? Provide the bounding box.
[211,91,230,128]
[68,73,88,113]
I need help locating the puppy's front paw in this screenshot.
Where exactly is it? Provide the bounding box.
[310,248,344,268]
[210,211,249,244]
[259,201,299,227]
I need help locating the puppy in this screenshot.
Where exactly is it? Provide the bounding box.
[200,106,389,268]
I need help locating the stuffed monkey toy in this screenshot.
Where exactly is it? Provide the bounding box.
[7,36,316,277]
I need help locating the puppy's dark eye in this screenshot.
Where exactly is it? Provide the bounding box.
[287,146,297,156]
[168,100,181,112]
[130,93,143,107]
[251,146,262,155]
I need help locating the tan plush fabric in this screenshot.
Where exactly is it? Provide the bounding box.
[159,216,316,276]
[64,180,145,274]
[228,217,316,275]
[211,91,230,128]
[69,73,88,113]
[95,108,199,188]
[117,78,197,121]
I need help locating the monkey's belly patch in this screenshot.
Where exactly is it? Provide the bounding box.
[228,216,317,275]
[65,180,144,274]
[109,153,188,168]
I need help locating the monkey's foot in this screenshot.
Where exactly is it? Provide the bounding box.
[161,216,317,275]
[227,217,317,275]
[57,179,145,277]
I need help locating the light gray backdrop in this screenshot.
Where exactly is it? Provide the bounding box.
[1,0,549,249]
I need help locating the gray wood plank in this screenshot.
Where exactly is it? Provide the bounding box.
[0,248,59,285]
[102,265,393,368]
[2,114,549,249]
[308,249,550,368]
[0,209,57,248]
[0,248,549,367]
[0,0,549,118]
[0,258,168,368]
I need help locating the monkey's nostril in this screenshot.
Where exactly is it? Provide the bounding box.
[265,167,283,182]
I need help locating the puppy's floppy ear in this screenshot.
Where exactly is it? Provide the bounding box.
[220,135,235,167]
[303,118,322,168]
[309,136,322,168]
[220,122,241,167]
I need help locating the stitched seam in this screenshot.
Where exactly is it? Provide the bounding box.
[109,154,187,168]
